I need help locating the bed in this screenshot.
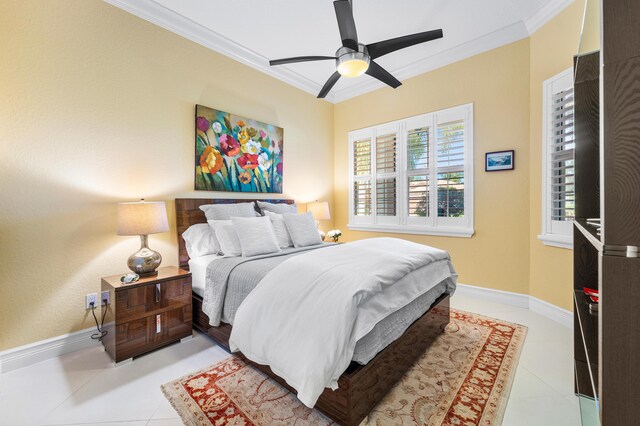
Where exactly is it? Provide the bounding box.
[176,198,454,425]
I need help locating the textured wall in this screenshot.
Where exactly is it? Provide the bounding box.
[333,40,532,296]
[528,0,586,310]
[0,0,593,351]
[0,0,334,350]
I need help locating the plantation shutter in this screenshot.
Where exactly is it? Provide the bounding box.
[348,103,474,236]
[436,120,465,218]
[375,133,397,216]
[407,127,430,217]
[550,88,575,221]
[353,138,371,177]
[353,138,372,216]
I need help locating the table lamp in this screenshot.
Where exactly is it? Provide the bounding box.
[117,199,169,277]
[307,201,330,240]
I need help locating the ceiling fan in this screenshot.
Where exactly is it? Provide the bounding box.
[269,0,443,99]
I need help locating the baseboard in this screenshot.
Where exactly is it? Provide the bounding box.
[456,283,573,329]
[0,283,573,375]
[456,283,530,309]
[529,296,573,329]
[0,327,100,374]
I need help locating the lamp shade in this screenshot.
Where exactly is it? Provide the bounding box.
[307,201,330,221]
[117,200,169,236]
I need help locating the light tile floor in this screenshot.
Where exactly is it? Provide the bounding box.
[0,293,580,425]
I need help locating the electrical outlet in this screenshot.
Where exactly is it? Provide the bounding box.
[101,290,110,305]
[85,293,98,309]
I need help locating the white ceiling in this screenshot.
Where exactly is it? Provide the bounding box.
[104,0,575,103]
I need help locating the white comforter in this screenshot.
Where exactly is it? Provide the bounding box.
[229,237,457,407]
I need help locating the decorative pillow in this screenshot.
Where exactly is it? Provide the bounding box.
[256,201,298,215]
[264,211,294,248]
[199,202,259,220]
[282,212,323,248]
[209,220,242,257]
[231,216,281,257]
[181,223,220,258]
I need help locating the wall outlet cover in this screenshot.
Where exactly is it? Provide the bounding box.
[101,290,110,305]
[85,293,98,309]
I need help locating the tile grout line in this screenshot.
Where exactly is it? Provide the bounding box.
[36,363,112,426]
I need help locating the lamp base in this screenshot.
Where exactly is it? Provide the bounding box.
[127,235,162,276]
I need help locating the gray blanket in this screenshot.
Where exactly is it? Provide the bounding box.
[203,243,337,326]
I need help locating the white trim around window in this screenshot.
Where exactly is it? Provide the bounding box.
[348,103,474,238]
[538,67,574,249]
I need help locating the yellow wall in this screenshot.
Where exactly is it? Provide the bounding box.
[0,0,334,350]
[528,1,586,310]
[334,40,532,296]
[1,0,592,351]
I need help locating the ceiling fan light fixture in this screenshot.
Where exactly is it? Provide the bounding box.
[268,1,444,98]
[336,50,370,78]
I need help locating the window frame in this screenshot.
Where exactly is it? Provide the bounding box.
[539,67,574,250]
[348,103,474,238]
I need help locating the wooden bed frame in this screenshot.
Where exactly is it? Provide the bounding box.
[175,198,451,426]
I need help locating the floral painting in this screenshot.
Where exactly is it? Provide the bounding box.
[195,105,284,193]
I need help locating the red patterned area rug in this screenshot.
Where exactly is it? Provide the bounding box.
[162,309,526,425]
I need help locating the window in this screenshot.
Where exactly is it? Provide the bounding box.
[348,104,474,237]
[539,68,574,249]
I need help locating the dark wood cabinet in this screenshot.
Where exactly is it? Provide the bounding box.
[101,266,192,363]
[573,52,601,406]
[573,2,640,423]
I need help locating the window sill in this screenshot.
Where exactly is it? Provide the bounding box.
[537,233,573,249]
[348,224,475,238]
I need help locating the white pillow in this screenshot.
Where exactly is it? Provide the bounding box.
[264,211,294,248]
[209,220,242,257]
[257,201,298,215]
[199,202,259,220]
[181,223,220,258]
[283,212,323,248]
[231,216,281,257]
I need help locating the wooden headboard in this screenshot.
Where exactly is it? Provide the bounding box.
[175,198,295,270]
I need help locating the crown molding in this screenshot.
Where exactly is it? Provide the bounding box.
[331,21,530,103]
[524,0,576,35]
[101,0,336,103]
[103,0,575,104]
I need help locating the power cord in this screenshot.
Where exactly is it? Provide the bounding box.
[90,299,109,341]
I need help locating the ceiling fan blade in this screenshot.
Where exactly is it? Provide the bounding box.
[269,56,336,66]
[318,71,341,99]
[367,29,443,59]
[333,0,359,51]
[366,61,402,89]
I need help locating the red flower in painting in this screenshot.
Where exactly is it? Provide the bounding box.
[219,134,240,156]
[276,161,283,175]
[237,154,259,170]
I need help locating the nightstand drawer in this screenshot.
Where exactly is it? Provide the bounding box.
[115,277,191,322]
[115,306,192,362]
[163,277,192,310]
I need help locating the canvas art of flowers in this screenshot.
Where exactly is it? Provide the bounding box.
[195,105,284,193]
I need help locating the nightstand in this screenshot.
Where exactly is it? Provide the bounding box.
[101,266,192,364]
